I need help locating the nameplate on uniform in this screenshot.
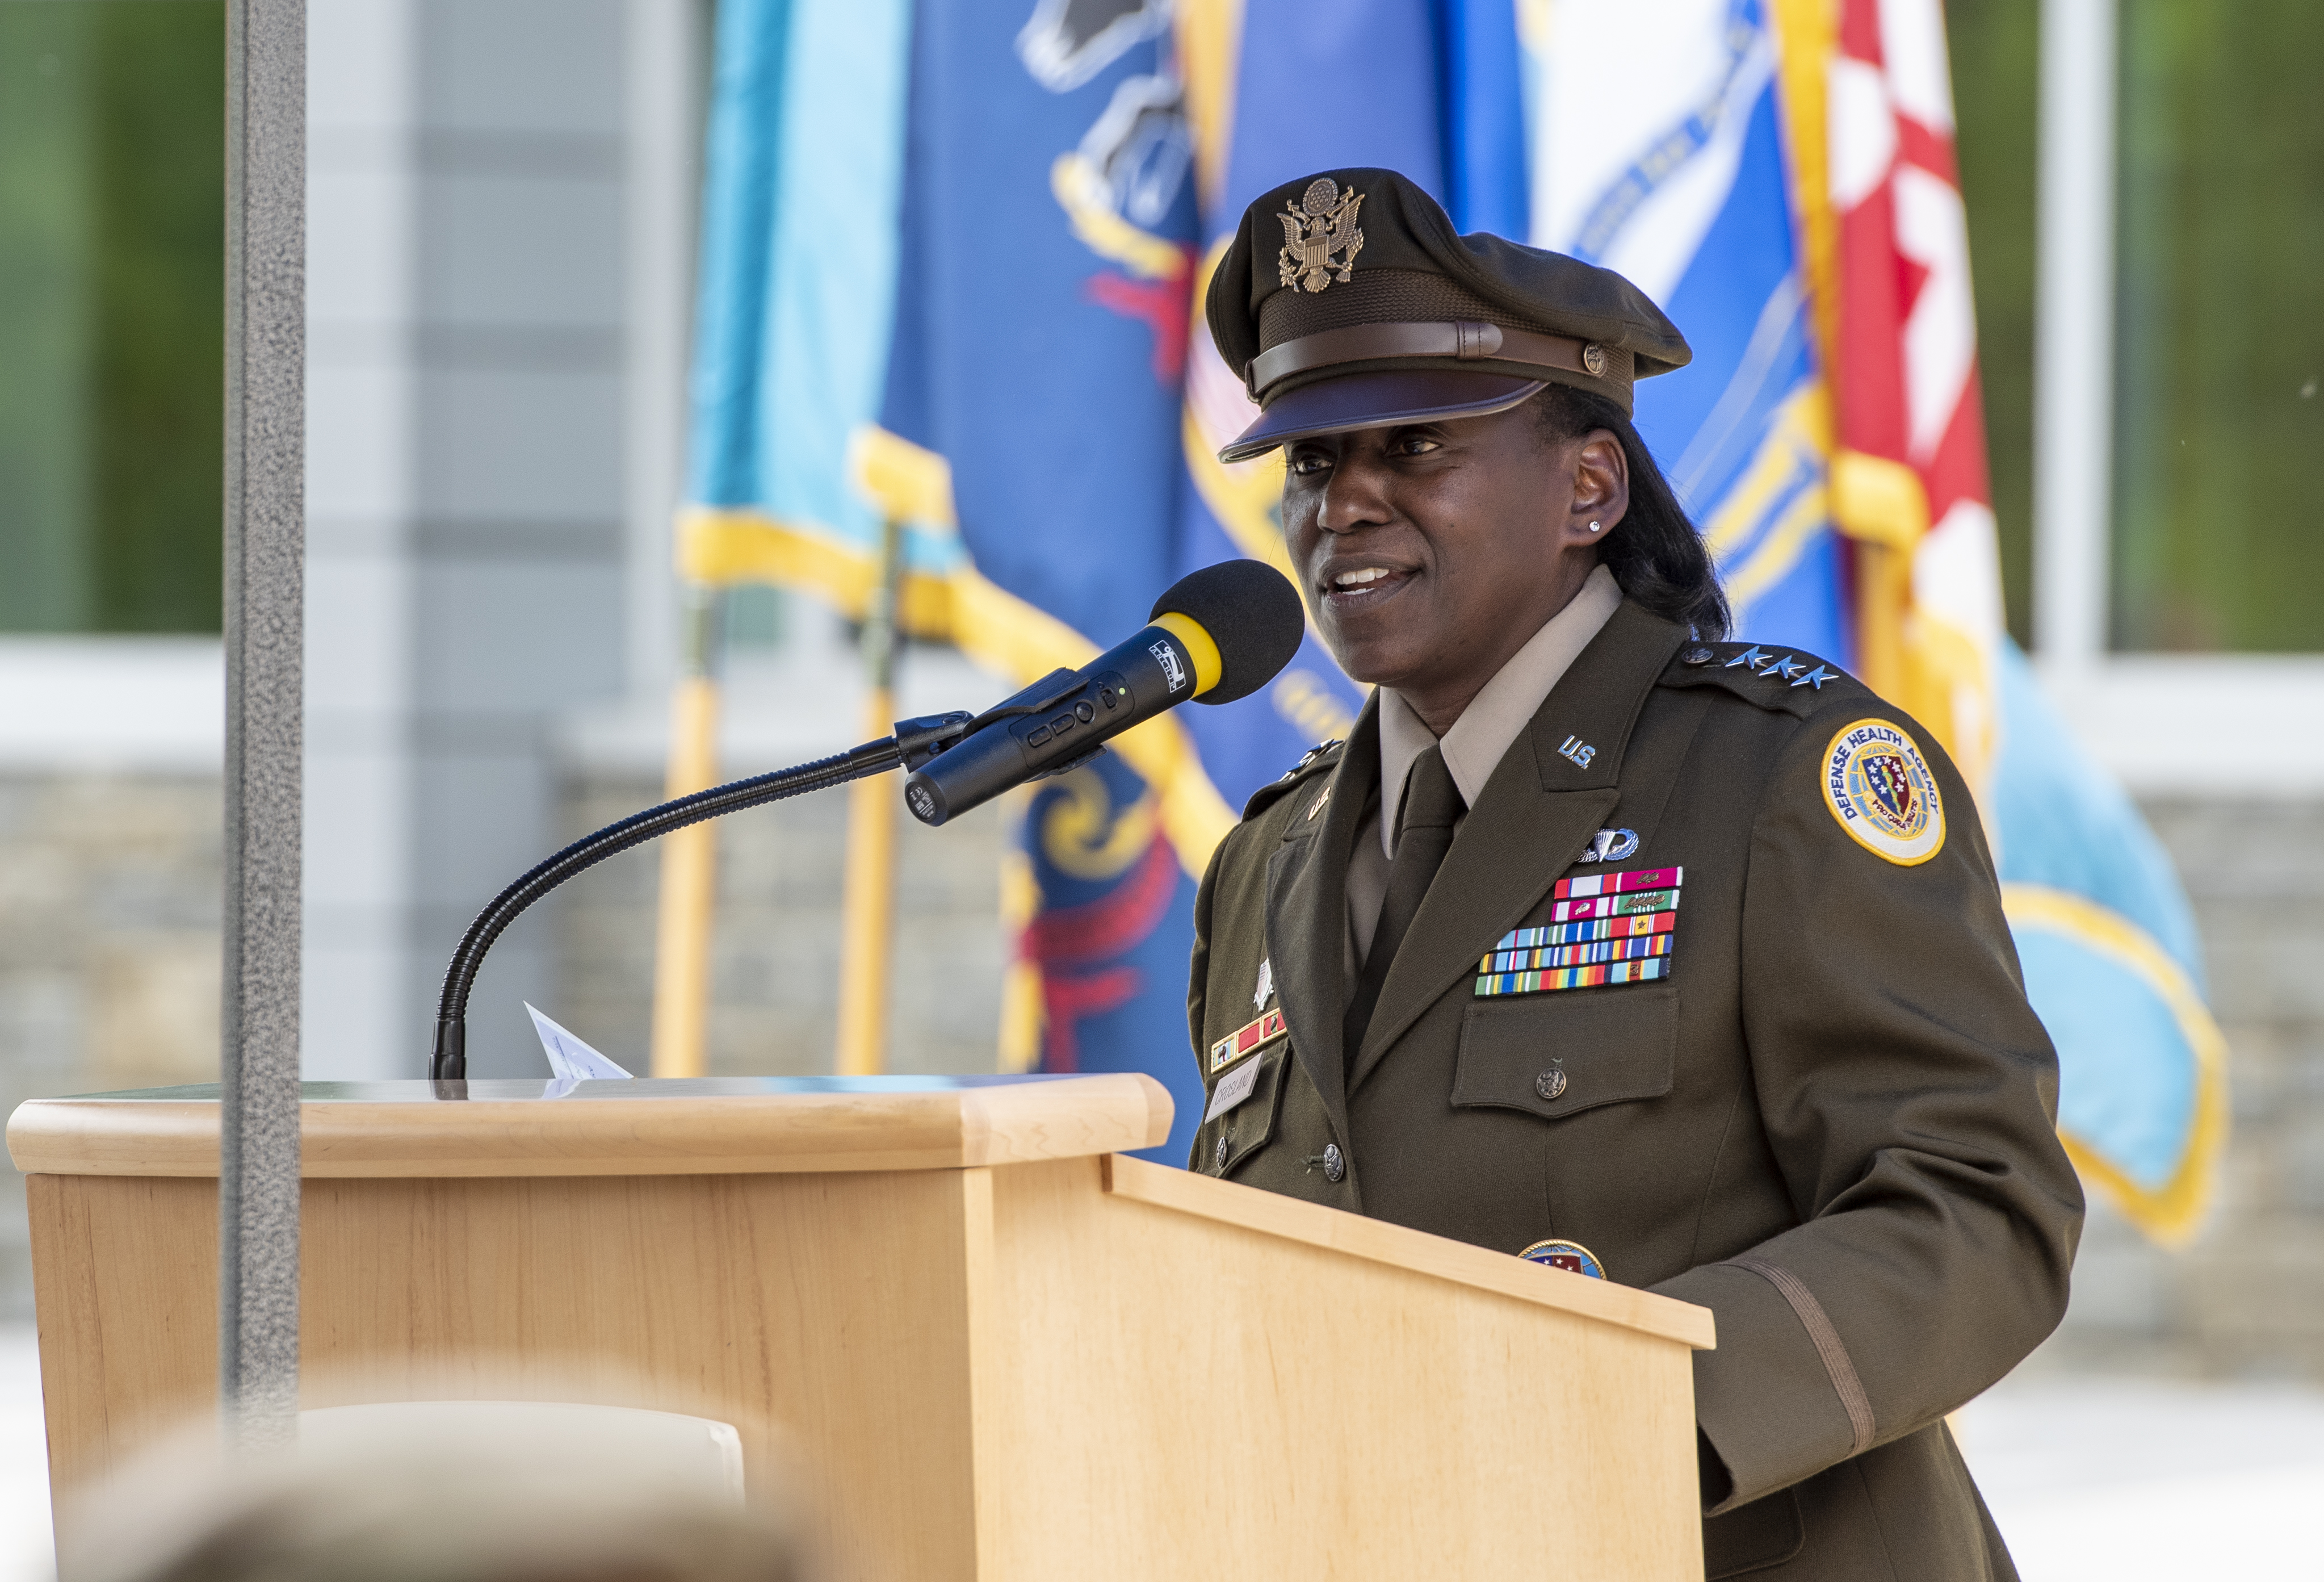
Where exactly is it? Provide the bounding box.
[1476,867,1683,997]
[1203,1053,1265,1122]
[1208,1007,1287,1075]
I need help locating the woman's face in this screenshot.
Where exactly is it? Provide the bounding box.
[1280,402,1629,729]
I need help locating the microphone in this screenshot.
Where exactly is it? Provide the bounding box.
[902,559,1305,826]
[424,559,1302,1082]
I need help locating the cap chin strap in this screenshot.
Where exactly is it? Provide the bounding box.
[1248,320,1608,398]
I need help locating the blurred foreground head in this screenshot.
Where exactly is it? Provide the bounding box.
[73,1402,812,1582]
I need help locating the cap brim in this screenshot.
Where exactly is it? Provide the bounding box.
[1218,370,1549,464]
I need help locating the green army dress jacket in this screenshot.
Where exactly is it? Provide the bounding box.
[1185,599,2084,1581]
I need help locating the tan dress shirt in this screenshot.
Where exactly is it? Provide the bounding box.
[1345,563,1623,979]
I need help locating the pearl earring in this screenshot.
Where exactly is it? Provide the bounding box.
[1587,520,1603,533]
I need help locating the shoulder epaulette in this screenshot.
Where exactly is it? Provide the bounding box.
[1658,641,1861,719]
[1241,738,1344,820]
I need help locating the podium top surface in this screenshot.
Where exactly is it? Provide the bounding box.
[6,1073,1174,1179]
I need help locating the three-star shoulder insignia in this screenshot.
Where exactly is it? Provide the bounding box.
[1281,738,1343,781]
[1241,738,1345,821]
[1663,642,1856,717]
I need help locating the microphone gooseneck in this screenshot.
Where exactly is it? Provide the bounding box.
[429,714,971,1081]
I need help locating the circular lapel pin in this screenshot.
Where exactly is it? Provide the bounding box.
[1518,1239,1605,1279]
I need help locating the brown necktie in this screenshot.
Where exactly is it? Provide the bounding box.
[1344,744,1465,1070]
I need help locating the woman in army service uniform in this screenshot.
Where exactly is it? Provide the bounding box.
[1185,169,2083,1581]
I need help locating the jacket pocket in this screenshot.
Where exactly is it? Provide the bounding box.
[1702,1488,1805,1578]
[1452,982,1679,1120]
[1197,1042,1290,1177]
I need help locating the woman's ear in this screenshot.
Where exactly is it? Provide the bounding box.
[1559,429,1631,546]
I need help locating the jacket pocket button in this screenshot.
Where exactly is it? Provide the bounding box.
[1535,1069,1568,1101]
[1214,1132,1230,1169]
[1322,1142,1345,1183]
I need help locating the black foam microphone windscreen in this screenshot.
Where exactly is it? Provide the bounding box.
[1149,559,1306,705]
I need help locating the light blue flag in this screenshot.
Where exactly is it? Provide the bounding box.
[1992,646,2222,1237]
[689,0,957,578]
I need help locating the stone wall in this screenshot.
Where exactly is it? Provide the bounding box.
[0,775,221,1318]
[2031,798,2324,1379]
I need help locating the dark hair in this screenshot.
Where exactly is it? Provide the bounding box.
[1535,385,1731,641]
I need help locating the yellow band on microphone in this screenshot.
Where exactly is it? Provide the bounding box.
[1150,611,1223,698]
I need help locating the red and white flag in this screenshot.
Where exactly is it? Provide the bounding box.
[1823,0,2004,790]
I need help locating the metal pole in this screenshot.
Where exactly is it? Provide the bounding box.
[221,0,304,1449]
[2033,0,2117,673]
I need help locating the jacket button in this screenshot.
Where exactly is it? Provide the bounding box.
[1214,1133,1230,1169]
[1536,1069,1567,1100]
[1322,1142,1345,1183]
[1681,645,1716,666]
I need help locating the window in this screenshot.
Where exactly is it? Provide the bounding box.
[0,2,224,635]
[1948,0,2041,649]
[2109,0,2324,652]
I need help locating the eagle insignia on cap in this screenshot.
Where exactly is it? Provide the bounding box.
[1277,178,1365,294]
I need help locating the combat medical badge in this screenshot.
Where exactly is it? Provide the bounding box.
[1822,718,1947,865]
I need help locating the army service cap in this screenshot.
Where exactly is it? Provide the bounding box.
[1206,168,1690,463]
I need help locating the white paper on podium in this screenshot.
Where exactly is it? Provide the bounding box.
[524,1003,634,1096]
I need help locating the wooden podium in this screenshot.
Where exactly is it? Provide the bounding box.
[11,1075,1715,1579]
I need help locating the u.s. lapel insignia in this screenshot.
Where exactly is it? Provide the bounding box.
[1822,718,1945,865]
[1209,1007,1288,1075]
[1277,178,1365,292]
[1518,1238,1606,1279]
[1475,867,1683,995]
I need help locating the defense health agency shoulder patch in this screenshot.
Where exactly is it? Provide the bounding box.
[1822,718,1946,866]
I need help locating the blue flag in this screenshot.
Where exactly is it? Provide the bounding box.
[879,0,1206,1158]
[687,0,2222,1227]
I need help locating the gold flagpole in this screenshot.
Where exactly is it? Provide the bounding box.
[835,510,905,1075]
[649,583,723,1077]
[835,430,957,1075]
